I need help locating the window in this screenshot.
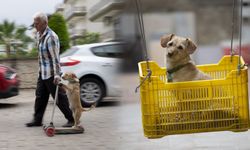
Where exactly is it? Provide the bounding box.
[60,47,79,57]
[91,44,124,58]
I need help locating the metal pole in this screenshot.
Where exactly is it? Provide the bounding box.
[50,85,59,124]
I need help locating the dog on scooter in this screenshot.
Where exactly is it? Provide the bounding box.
[160,34,211,82]
[59,72,95,128]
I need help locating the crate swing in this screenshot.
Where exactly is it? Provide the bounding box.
[136,0,249,138]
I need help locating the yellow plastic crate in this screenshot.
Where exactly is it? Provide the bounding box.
[138,55,249,138]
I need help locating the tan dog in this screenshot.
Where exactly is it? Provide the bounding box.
[160,34,220,123]
[160,34,211,82]
[60,72,95,128]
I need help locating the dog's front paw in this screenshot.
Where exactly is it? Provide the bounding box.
[58,81,64,87]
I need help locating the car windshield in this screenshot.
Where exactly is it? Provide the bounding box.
[60,47,79,57]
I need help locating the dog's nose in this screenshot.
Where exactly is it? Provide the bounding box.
[167,52,174,57]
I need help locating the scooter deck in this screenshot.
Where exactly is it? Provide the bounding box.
[54,127,84,134]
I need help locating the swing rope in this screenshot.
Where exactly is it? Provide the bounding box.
[237,0,244,74]
[230,0,236,60]
[230,0,245,74]
[135,0,152,93]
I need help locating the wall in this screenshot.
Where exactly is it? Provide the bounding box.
[0,58,38,89]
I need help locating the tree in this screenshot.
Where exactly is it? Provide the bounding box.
[28,47,38,57]
[75,32,100,45]
[48,13,70,54]
[0,20,32,57]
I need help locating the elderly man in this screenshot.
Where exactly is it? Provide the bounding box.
[26,12,74,127]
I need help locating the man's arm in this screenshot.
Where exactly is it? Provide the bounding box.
[47,36,61,83]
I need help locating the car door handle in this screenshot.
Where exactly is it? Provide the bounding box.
[102,63,112,67]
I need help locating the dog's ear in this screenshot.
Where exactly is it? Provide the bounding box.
[160,34,175,48]
[71,73,79,82]
[186,38,197,54]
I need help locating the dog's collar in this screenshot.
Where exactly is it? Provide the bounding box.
[167,63,190,82]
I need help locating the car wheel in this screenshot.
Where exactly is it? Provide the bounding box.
[80,78,105,107]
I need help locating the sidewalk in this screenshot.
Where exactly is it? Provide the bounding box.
[0,89,122,150]
[0,72,250,150]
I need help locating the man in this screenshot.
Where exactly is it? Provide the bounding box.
[26,12,74,127]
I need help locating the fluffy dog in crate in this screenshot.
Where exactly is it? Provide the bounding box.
[160,34,234,127]
[59,72,95,128]
[160,33,211,82]
[160,34,215,123]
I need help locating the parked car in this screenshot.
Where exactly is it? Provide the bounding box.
[0,65,19,99]
[60,42,124,107]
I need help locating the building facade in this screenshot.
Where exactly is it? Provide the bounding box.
[55,0,125,44]
[55,0,101,45]
[89,0,125,41]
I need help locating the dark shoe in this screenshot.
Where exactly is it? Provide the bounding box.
[62,121,74,127]
[26,121,42,127]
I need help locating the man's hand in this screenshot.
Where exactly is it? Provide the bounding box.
[53,75,61,85]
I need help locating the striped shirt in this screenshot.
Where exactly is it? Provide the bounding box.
[37,27,61,80]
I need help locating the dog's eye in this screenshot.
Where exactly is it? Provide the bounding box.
[167,42,173,47]
[177,46,184,50]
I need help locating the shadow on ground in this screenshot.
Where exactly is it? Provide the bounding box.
[0,103,19,109]
[98,100,121,107]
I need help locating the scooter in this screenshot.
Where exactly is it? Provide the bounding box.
[43,85,84,137]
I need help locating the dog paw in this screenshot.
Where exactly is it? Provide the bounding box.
[58,82,63,87]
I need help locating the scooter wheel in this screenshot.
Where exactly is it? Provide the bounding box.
[46,127,55,137]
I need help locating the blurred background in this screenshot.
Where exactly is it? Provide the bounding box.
[1,0,250,90]
[121,0,250,66]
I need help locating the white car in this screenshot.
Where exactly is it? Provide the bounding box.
[60,42,124,106]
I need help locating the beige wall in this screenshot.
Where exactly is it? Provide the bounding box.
[0,58,38,89]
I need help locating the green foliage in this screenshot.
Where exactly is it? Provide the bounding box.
[48,13,70,54]
[28,47,38,57]
[0,54,5,59]
[75,32,100,45]
[0,20,15,40]
[0,20,33,57]
[15,48,27,55]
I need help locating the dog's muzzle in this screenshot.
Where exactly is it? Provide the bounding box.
[167,52,174,57]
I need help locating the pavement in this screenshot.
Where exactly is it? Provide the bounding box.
[1,73,250,150]
[0,88,122,150]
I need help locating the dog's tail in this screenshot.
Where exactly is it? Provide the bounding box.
[81,103,96,112]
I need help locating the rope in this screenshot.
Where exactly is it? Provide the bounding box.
[230,0,245,74]
[135,0,149,67]
[135,0,152,93]
[230,0,236,61]
[135,69,152,93]
[238,0,243,74]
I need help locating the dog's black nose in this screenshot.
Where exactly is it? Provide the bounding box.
[168,52,174,57]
